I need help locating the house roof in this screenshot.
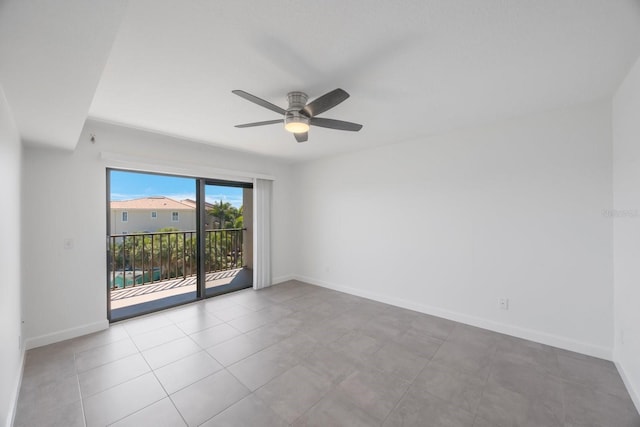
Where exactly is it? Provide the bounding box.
[180,199,215,210]
[111,196,194,210]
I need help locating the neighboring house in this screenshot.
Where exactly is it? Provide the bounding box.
[180,198,217,229]
[180,198,215,211]
[110,196,196,234]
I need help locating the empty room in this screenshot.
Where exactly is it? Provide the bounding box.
[1,1,640,426]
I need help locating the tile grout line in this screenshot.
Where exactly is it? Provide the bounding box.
[468,344,498,425]
[74,352,88,427]
[82,318,170,425]
[193,367,253,426]
[143,344,190,427]
[107,315,184,426]
[377,342,442,427]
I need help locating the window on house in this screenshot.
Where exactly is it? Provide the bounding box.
[151,211,157,219]
[172,211,179,222]
[122,211,128,222]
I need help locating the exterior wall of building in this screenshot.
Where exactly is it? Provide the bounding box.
[110,208,196,234]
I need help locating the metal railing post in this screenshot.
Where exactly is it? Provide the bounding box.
[182,232,186,279]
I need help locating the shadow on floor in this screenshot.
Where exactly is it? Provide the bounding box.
[110,268,253,322]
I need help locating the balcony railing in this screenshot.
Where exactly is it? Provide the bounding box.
[108,228,245,290]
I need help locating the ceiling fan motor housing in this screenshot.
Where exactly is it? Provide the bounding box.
[286,91,308,110]
[284,91,309,132]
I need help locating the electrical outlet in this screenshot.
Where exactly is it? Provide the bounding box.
[620,329,625,345]
[18,335,21,350]
[499,298,509,310]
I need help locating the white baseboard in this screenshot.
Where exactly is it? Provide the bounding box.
[24,319,109,350]
[295,275,613,361]
[272,274,295,285]
[614,360,640,415]
[5,344,25,427]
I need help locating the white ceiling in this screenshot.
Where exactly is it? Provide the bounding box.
[2,1,640,161]
[0,0,127,149]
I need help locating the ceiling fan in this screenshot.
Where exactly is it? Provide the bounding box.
[232,88,363,143]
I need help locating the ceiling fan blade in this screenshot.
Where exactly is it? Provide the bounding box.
[232,90,287,115]
[303,88,350,117]
[310,117,362,132]
[235,119,283,128]
[294,132,308,143]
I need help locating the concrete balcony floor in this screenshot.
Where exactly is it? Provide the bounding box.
[110,268,251,310]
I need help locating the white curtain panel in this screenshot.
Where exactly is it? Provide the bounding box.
[253,178,272,289]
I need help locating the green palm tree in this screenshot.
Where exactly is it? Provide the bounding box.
[208,200,239,229]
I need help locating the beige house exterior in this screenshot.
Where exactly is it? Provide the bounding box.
[110,196,196,234]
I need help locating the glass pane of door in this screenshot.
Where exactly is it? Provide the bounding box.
[108,169,199,321]
[204,183,253,296]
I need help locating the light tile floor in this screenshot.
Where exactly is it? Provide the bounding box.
[14,281,640,426]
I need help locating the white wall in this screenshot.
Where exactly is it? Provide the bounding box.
[22,119,294,348]
[0,85,23,426]
[613,56,640,410]
[293,100,614,358]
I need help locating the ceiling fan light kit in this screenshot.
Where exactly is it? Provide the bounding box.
[233,88,362,143]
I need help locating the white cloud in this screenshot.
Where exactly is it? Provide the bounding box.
[205,193,243,208]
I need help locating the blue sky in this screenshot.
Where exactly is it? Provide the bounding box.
[110,170,243,207]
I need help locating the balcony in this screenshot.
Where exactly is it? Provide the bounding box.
[109,228,251,316]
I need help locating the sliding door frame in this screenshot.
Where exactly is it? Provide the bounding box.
[106,168,253,322]
[196,179,206,299]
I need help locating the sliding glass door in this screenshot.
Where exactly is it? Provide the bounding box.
[107,169,253,321]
